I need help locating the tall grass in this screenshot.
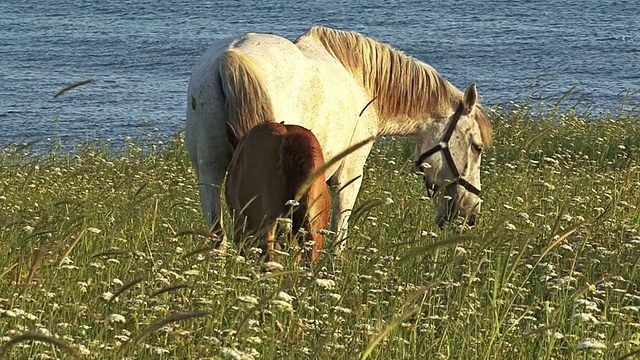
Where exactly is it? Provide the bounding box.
[1,104,639,359]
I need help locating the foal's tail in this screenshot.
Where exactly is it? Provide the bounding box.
[218,49,275,137]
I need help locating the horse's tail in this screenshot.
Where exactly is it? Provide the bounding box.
[218,49,275,137]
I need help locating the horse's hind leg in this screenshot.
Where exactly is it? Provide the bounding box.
[186,55,230,246]
[197,167,227,243]
[189,125,231,245]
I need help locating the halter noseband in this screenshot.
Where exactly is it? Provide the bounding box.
[414,104,482,197]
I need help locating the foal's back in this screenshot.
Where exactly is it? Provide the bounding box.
[225,122,330,261]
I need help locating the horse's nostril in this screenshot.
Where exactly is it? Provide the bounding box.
[467,215,477,227]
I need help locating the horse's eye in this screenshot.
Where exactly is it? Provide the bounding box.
[471,143,484,154]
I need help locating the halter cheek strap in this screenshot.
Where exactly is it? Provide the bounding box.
[415,104,482,197]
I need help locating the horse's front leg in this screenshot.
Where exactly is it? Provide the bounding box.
[328,163,366,252]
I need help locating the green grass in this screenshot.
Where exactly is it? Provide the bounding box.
[1,105,640,359]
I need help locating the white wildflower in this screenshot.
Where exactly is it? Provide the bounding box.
[263,262,284,272]
[222,348,242,360]
[285,199,299,207]
[77,344,91,355]
[504,222,517,231]
[87,227,102,234]
[246,336,262,345]
[454,246,468,255]
[331,306,352,314]
[576,339,607,350]
[153,347,170,355]
[271,300,294,312]
[318,229,335,236]
[105,314,126,324]
[277,291,294,303]
[97,292,115,302]
[315,278,336,290]
[183,269,200,276]
[570,313,599,324]
[237,296,259,306]
[222,347,255,360]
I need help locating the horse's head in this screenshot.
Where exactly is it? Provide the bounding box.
[415,84,492,227]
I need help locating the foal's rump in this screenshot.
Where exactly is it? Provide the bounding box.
[280,125,330,235]
[225,122,330,261]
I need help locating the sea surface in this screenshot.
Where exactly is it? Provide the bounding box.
[1,0,639,148]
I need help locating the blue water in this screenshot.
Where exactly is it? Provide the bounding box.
[1,0,639,148]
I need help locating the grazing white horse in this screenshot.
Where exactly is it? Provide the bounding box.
[186,26,493,243]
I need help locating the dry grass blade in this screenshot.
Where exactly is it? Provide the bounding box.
[53,79,97,99]
[571,274,611,301]
[176,228,222,241]
[361,306,420,360]
[183,245,220,259]
[519,226,579,290]
[399,234,477,263]
[131,310,209,344]
[149,284,192,298]
[519,324,560,338]
[0,263,18,280]
[24,247,45,285]
[57,228,86,268]
[619,348,640,360]
[295,136,375,202]
[108,276,145,303]
[359,96,377,117]
[252,269,301,285]
[91,249,130,258]
[349,198,385,226]
[1,333,78,358]
[234,285,284,341]
[361,282,437,359]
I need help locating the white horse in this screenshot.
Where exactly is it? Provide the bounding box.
[186,26,493,243]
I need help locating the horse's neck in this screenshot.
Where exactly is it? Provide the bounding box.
[296,33,458,138]
[377,108,457,137]
[377,115,424,136]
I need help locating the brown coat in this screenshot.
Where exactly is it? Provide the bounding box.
[225,122,330,262]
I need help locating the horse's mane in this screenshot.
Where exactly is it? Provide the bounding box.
[302,26,461,118]
[474,105,493,147]
[302,26,493,146]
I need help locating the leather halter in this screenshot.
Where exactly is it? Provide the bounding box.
[414,104,482,197]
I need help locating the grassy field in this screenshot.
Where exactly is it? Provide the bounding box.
[1,104,640,359]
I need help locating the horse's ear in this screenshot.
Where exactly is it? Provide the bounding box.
[463,83,477,115]
[226,123,239,149]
